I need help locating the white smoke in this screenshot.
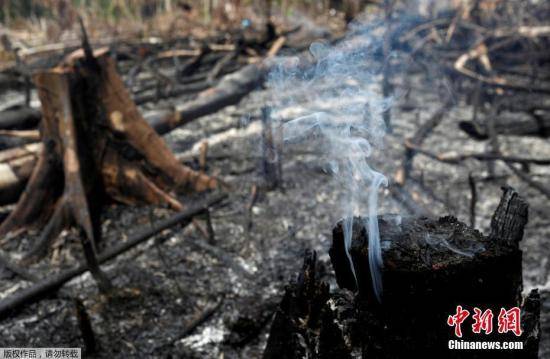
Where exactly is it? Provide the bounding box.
[267,23,391,302]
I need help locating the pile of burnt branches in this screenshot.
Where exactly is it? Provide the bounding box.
[381,0,550,220]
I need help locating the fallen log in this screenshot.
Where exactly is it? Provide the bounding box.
[138,64,268,135]
[459,112,550,140]
[265,187,540,358]
[147,63,266,135]
[0,193,226,319]
[132,80,211,106]
[0,107,42,130]
[0,58,259,133]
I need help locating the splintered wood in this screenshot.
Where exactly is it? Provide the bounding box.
[0,50,218,289]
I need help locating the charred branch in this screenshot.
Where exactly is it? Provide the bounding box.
[459,113,550,139]
[0,193,226,319]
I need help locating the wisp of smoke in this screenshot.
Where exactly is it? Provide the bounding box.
[267,23,390,302]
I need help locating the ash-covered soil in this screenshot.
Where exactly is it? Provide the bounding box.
[0,67,549,358]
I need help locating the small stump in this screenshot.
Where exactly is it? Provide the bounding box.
[0,47,217,290]
[264,187,540,358]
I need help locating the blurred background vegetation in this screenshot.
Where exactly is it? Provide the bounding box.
[0,0,374,48]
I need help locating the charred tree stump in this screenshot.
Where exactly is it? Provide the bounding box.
[0,49,217,290]
[265,187,540,358]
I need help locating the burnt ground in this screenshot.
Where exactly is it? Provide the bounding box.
[0,63,549,358]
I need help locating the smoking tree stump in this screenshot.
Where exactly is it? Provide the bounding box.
[0,49,217,289]
[265,187,540,358]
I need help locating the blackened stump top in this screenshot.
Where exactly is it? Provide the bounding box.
[331,214,523,307]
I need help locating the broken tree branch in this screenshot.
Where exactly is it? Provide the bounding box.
[0,193,226,319]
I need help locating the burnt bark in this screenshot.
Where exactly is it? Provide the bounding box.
[0,49,218,288]
[147,63,265,135]
[265,187,540,358]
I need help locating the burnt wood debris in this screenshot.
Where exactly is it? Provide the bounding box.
[265,187,540,358]
[0,1,549,357]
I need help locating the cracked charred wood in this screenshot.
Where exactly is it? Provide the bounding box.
[263,251,342,359]
[326,186,539,357]
[266,188,539,358]
[224,297,278,347]
[330,212,523,305]
[0,144,40,206]
[263,250,332,359]
[263,277,355,359]
[488,186,528,246]
[459,112,550,139]
[331,188,527,304]
[0,48,218,283]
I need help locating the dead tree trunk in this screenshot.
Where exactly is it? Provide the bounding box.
[0,50,217,289]
[265,187,540,358]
